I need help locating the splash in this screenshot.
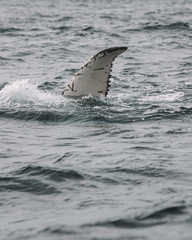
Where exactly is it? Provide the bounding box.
[0,79,65,108]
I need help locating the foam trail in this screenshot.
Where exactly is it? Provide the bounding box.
[0,79,65,108]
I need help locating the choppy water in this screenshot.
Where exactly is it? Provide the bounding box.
[0,0,192,239]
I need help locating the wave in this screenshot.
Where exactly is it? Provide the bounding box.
[143,21,190,31]
[0,164,84,195]
[0,176,59,195]
[14,165,84,181]
[140,205,186,221]
[84,203,188,229]
[0,108,72,122]
[40,226,77,235]
[106,166,181,179]
[129,21,191,32]
[0,27,22,34]
[0,80,190,123]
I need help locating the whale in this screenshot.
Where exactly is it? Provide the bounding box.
[62,47,127,97]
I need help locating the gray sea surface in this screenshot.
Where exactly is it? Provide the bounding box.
[0,0,192,239]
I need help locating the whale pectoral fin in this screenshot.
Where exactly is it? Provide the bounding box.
[62,46,127,97]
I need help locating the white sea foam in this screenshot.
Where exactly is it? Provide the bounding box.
[0,79,65,108]
[141,92,185,102]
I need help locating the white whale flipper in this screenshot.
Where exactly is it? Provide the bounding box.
[62,46,127,97]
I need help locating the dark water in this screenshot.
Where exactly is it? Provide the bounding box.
[0,0,192,239]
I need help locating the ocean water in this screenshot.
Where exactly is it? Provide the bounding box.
[0,0,192,239]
